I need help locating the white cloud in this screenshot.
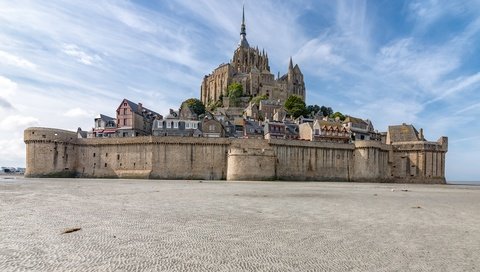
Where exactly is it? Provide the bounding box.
[106,2,157,33]
[296,39,344,66]
[0,138,27,167]
[0,75,18,98]
[376,38,459,90]
[0,115,39,131]
[62,44,102,65]
[0,50,36,69]
[424,72,480,105]
[64,107,93,118]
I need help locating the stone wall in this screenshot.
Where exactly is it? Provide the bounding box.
[24,127,447,183]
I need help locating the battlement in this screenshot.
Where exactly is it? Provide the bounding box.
[24,127,78,144]
[24,127,447,183]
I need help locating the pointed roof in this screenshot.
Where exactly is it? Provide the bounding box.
[238,5,249,48]
[289,57,293,70]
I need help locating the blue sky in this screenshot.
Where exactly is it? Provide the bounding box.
[0,0,479,182]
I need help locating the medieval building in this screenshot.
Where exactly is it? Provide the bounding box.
[200,7,306,107]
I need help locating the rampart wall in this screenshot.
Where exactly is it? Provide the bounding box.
[24,127,447,183]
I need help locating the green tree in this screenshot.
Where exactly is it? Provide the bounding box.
[284,95,307,118]
[306,104,321,116]
[181,98,206,116]
[320,106,333,117]
[227,82,243,98]
[329,111,346,121]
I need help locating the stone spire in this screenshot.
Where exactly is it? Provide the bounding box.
[289,56,293,70]
[238,5,250,48]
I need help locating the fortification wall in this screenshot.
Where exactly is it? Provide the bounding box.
[24,127,447,183]
[269,139,355,181]
[24,127,78,177]
[390,140,447,184]
[352,141,392,182]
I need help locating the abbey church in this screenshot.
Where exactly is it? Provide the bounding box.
[200,7,306,106]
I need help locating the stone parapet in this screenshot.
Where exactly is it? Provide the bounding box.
[24,127,447,183]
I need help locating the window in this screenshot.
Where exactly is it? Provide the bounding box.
[167,122,171,128]
[193,123,197,129]
[93,153,96,157]
[124,119,127,126]
[124,102,127,106]
[158,122,163,128]
[209,125,215,131]
[174,122,178,128]
[314,129,319,135]
[123,108,127,114]
[186,123,190,129]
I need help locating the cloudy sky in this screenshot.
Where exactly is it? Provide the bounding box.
[0,0,479,182]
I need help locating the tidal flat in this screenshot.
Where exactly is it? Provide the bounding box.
[1,178,479,271]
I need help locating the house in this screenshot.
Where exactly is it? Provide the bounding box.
[264,121,286,139]
[295,115,314,125]
[284,121,299,140]
[90,114,117,138]
[233,117,245,136]
[116,99,162,137]
[299,119,350,143]
[202,116,224,138]
[244,102,260,120]
[272,107,287,122]
[259,100,283,121]
[343,116,379,141]
[243,119,264,139]
[152,109,202,137]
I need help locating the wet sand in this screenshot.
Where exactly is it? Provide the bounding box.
[1,178,479,271]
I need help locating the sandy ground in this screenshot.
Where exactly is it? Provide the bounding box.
[0,178,479,272]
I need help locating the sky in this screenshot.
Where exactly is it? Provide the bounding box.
[0,0,479,182]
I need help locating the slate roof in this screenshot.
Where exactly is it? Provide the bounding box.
[344,116,367,126]
[388,124,420,143]
[124,99,161,117]
[96,114,115,122]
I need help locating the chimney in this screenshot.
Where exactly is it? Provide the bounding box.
[419,128,424,141]
[138,103,143,113]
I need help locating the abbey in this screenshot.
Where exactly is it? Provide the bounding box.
[200,7,305,107]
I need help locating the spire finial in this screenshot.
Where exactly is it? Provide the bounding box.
[242,4,245,25]
[238,4,249,48]
[289,56,293,70]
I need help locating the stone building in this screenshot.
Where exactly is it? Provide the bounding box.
[152,109,202,137]
[386,124,448,182]
[343,116,379,141]
[90,114,116,138]
[299,119,350,143]
[200,7,306,107]
[264,121,286,140]
[116,99,162,137]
